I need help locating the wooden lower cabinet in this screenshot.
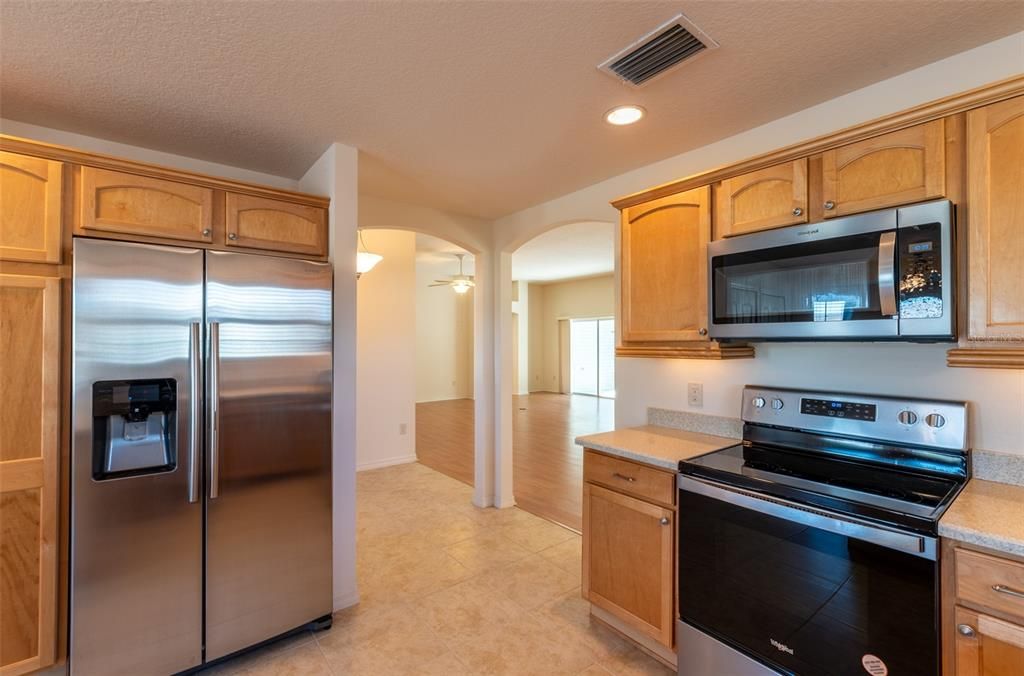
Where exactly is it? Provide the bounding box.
[954,607,1024,676]
[944,541,1024,676]
[583,451,676,663]
[0,274,61,675]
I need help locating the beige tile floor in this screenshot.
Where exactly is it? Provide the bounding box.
[201,462,673,675]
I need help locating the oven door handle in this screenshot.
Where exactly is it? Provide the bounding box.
[678,474,936,560]
[878,230,898,317]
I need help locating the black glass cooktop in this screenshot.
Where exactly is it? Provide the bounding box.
[680,442,966,534]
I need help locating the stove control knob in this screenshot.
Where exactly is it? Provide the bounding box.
[925,413,946,429]
[897,410,918,426]
[771,398,785,410]
[752,397,766,409]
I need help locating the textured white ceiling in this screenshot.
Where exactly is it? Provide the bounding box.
[2,1,1022,219]
[512,221,614,283]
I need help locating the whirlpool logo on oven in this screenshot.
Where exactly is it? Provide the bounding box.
[770,638,794,655]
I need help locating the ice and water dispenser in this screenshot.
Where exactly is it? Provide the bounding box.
[92,379,177,480]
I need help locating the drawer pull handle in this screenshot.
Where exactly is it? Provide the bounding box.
[612,472,636,483]
[992,584,1024,599]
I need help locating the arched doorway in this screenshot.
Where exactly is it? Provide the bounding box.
[504,220,616,530]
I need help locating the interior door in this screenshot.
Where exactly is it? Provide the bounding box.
[71,239,204,675]
[204,250,333,661]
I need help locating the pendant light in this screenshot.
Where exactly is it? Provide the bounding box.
[356,230,383,279]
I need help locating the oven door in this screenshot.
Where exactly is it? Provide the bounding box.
[677,475,939,676]
[708,208,899,340]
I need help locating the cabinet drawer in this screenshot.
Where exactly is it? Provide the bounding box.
[79,166,213,243]
[956,548,1024,621]
[584,450,675,506]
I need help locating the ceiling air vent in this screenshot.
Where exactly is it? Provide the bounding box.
[599,13,718,87]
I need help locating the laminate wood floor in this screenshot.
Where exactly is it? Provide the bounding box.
[415,394,615,532]
[416,398,475,486]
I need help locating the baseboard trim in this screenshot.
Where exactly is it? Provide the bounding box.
[332,590,360,613]
[356,454,418,472]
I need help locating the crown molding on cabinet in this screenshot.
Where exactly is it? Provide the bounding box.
[616,343,755,359]
[611,74,1024,210]
[947,348,1024,369]
[0,134,330,208]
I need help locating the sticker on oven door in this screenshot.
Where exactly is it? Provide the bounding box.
[861,654,888,676]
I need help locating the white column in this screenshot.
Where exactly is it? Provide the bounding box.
[493,251,515,508]
[299,142,359,611]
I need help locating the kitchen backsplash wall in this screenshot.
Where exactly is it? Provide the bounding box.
[618,341,1024,456]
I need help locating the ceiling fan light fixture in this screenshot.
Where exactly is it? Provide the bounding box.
[452,280,472,294]
[605,105,645,126]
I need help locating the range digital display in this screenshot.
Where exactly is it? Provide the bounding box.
[801,398,876,421]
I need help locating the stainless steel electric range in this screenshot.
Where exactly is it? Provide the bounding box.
[677,386,969,676]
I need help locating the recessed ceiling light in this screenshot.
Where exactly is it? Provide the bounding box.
[605,105,645,126]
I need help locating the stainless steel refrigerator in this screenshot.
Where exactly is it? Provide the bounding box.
[70,238,333,675]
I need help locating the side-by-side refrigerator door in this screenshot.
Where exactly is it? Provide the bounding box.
[71,239,204,675]
[205,250,333,661]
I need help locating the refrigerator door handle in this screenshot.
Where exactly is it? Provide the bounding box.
[209,321,221,499]
[188,322,202,503]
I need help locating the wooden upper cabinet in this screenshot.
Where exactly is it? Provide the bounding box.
[0,152,63,264]
[79,167,213,243]
[583,482,674,648]
[224,193,327,257]
[621,186,711,342]
[965,96,1024,341]
[822,119,946,217]
[715,159,808,237]
[954,606,1024,676]
[0,274,60,675]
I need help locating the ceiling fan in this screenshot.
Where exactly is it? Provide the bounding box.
[429,253,475,294]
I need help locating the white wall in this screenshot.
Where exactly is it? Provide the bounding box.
[353,230,418,470]
[298,142,360,611]
[494,33,1024,459]
[416,255,475,402]
[527,275,615,393]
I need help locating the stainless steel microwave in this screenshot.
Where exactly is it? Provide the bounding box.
[708,200,954,341]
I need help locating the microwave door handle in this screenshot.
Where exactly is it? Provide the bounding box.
[878,231,898,316]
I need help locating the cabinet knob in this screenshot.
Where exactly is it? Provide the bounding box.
[957,624,976,637]
[201,228,212,237]
[698,328,708,336]
[824,200,836,210]
[792,207,803,216]
[228,233,238,241]
[660,517,670,526]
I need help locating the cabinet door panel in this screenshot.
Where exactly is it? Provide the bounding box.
[966,96,1024,341]
[583,483,673,647]
[621,186,710,342]
[0,274,59,675]
[0,152,63,264]
[822,119,945,217]
[79,166,213,242]
[955,606,1024,676]
[716,159,808,237]
[224,193,326,256]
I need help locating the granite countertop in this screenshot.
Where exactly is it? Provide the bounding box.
[575,425,739,471]
[939,478,1024,557]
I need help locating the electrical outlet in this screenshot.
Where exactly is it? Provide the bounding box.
[399,423,408,435]
[687,383,703,408]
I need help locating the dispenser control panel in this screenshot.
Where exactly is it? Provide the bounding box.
[92,379,177,480]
